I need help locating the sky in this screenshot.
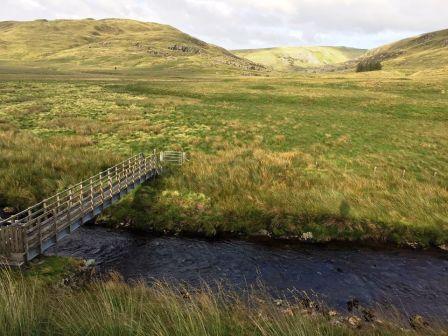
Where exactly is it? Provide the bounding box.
[2,0,447,50]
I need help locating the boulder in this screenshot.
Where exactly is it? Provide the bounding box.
[328,310,338,317]
[347,316,362,328]
[301,232,314,241]
[409,315,429,330]
[256,229,270,237]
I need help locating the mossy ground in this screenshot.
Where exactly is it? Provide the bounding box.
[0,70,447,245]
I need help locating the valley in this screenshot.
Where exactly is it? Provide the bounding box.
[0,18,447,336]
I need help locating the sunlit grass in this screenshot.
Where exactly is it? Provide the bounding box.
[0,71,447,245]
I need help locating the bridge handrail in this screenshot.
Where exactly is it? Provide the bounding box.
[0,150,187,265]
[0,153,156,227]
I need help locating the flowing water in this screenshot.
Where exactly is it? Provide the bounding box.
[47,225,448,322]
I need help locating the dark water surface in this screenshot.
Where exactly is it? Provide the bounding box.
[47,226,448,321]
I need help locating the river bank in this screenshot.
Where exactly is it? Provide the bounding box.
[4,254,445,336]
[44,225,448,326]
[98,204,448,253]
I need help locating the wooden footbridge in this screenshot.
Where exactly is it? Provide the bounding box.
[0,151,186,266]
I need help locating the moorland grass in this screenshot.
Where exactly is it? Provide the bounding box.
[0,264,443,336]
[0,71,447,245]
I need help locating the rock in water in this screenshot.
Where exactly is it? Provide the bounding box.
[255,229,270,237]
[348,316,362,328]
[301,232,314,241]
[328,310,338,317]
[409,315,429,330]
[84,259,96,267]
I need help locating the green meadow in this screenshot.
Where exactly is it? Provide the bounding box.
[1,71,447,246]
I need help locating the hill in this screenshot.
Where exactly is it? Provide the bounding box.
[0,19,264,75]
[233,46,366,71]
[358,28,448,71]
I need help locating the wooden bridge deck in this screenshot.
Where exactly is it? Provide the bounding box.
[0,151,183,266]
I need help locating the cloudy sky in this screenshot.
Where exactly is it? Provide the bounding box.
[2,0,447,50]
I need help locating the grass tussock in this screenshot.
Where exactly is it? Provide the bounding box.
[0,266,443,336]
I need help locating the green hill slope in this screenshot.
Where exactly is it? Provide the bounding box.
[0,19,264,75]
[233,46,366,71]
[359,28,448,72]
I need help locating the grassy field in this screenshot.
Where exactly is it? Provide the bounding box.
[0,260,443,336]
[0,69,447,246]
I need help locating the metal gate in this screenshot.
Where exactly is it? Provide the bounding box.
[160,151,187,165]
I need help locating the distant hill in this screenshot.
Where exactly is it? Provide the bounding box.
[0,19,264,75]
[233,46,366,71]
[358,28,448,71]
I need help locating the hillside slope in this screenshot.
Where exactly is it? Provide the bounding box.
[0,19,264,75]
[233,46,366,71]
[359,28,448,71]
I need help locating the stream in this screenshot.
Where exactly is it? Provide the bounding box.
[47,225,448,322]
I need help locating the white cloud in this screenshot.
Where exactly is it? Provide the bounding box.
[1,0,447,49]
[229,0,297,12]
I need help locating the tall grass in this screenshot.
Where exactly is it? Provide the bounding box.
[0,73,447,244]
[0,267,442,336]
[106,147,448,245]
[0,267,44,335]
[0,129,122,207]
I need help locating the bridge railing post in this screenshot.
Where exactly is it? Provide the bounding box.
[89,177,94,211]
[38,216,43,254]
[110,168,114,197]
[141,153,145,178]
[22,226,28,261]
[121,161,125,189]
[53,208,58,249]
[99,171,105,210]
[56,194,61,223]
[130,157,134,184]
[132,157,135,181]
[68,189,73,232]
[139,153,144,179]
[107,169,112,200]
[79,182,84,216]
[123,161,127,187]
[132,155,137,183]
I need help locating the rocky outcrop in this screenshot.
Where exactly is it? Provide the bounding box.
[168,44,201,54]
